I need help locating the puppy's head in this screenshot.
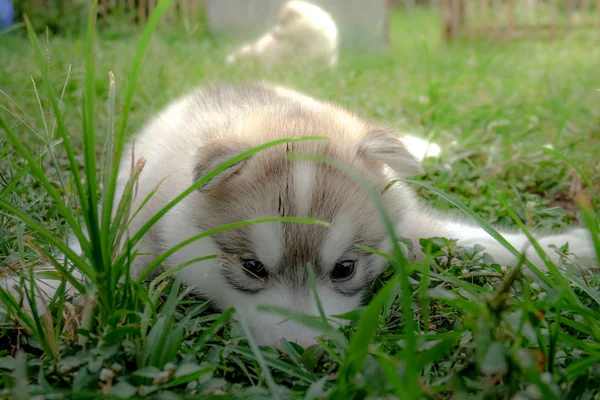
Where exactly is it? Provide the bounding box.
[274,1,333,41]
[192,106,421,347]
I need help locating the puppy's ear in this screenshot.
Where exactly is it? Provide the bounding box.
[279,4,302,24]
[359,127,424,177]
[193,140,250,192]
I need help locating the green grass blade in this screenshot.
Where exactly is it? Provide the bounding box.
[22,17,89,241]
[492,191,577,296]
[536,146,598,211]
[339,279,399,389]
[102,0,175,250]
[307,262,328,323]
[0,144,51,198]
[0,199,92,289]
[148,255,220,291]
[406,179,555,287]
[103,71,117,292]
[230,345,317,384]
[0,115,89,255]
[579,201,600,272]
[24,238,86,295]
[184,308,235,356]
[25,267,57,359]
[142,277,180,368]
[492,191,600,338]
[0,284,36,333]
[239,317,282,396]
[81,0,105,279]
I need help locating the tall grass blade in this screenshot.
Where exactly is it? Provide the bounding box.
[0,113,88,255]
[536,146,598,212]
[185,308,234,356]
[103,71,117,293]
[492,191,576,296]
[81,0,105,280]
[579,199,600,270]
[406,179,554,286]
[22,17,89,250]
[0,198,91,289]
[102,0,175,250]
[307,263,328,323]
[141,277,181,368]
[230,345,317,383]
[239,317,282,396]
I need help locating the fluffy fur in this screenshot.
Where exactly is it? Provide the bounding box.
[2,82,597,347]
[225,1,339,69]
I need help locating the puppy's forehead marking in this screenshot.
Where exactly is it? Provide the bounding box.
[250,223,284,267]
[321,213,355,267]
[292,161,315,216]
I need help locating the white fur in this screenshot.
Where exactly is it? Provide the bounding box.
[226,1,339,69]
[293,161,315,216]
[398,211,597,270]
[399,134,441,161]
[1,83,597,349]
[321,213,356,267]
[250,223,284,267]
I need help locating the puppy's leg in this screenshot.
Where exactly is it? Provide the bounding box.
[226,32,289,67]
[226,32,276,65]
[226,43,255,65]
[0,236,85,321]
[397,207,598,270]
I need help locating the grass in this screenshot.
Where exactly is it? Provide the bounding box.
[1,2,600,399]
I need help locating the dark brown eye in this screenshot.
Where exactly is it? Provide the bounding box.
[331,260,355,281]
[241,259,268,280]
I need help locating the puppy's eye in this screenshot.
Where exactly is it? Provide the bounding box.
[241,259,268,280]
[331,260,355,281]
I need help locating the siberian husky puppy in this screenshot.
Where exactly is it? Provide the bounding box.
[225,1,339,69]
[2,83,597,347]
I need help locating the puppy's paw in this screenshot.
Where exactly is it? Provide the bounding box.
[0,276,50,323]
[0,275,81,323]
[526,229,598,271]
[225,53,236,65]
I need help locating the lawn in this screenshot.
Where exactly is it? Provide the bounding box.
[0,3,599,399]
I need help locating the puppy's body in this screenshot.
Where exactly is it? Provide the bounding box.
[2,83,597,346]
[226,1,339,68]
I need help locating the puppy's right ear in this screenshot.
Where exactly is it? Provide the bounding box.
[359,127,424,178]
[193,141,250,192]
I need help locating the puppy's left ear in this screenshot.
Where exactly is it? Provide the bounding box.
[193,140,250,192]
[359,127,424,177]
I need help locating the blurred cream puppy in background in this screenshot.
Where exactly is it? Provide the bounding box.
[226,1,339,69]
